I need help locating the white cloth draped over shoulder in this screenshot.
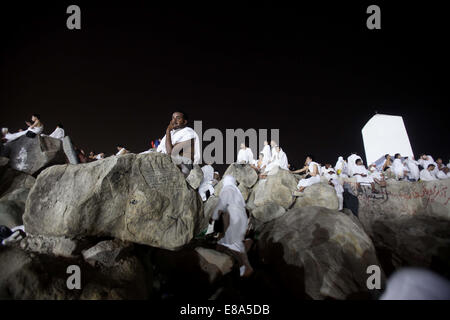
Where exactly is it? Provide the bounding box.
[406,159,420,181]
[297,161,321,188]
[260,145,271,167]
[237,147,255,165]
[420,169,437,181]
[353,164,374,184]
[116,148,127,156]
[278,148,289,170]
[156,126,201,164]
[392,158,408,179]
[48,127,65,140]
[347,154,362,177]
[198,164,215,201]
[212,175,248,253]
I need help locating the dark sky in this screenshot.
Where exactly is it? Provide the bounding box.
[1,1,449,172]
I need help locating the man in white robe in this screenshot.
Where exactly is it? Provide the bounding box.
[392,153,409,180]
[435,158,450,180]
[260,141,271,167]
[157,111,200,165]
[237,143,255,165]
[277,147,289,170]
[44,124,65,140]
[406,157,420,181]
[353,159,378,193]
[419,164,437,181]
[292,155,321,192]
[210,175,252,277]
[198,164,215,201]
[347,153,362,177]
[322,164,344,210]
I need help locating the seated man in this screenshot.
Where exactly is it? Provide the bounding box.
[43,123,65,140]
[237,143,255,165]
[406,156,420,181]
[116,145,129,156]
[435,158,450,180]
[353,159,378,193]
[420,164,438,181]
[392,153,409,180]
[260,140,271,166]
[156,111,200,171]
[3,114,44,142]
[292,155,321,193]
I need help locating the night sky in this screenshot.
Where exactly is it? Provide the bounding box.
[1,1,449,173]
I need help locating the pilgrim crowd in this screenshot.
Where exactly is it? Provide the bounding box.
[2,112,450,283]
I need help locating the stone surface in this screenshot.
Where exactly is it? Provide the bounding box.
[62,136,79,165]
[293,183,339,210]
[251,202,286,225]
[4,135,67,176]
[258,206,384,300]
[248,167,297,210]
[358,179,450,276]
[195,247,234,276]
[0,247,150,300]
[23,153,205,250]
[0,167,36,198]
[82,239,133,267]
[0,200,23,228]
[20,234,81,258]
[214,164,258,195]
[186,164,203,190]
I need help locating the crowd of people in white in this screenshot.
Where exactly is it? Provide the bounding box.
[2,112,449,279]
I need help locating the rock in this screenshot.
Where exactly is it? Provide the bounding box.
[62,136,79,164]
[195,247,234,277]
[358,179,450,276]
[238,183,250,201]
[0,157,9,174]
[215,164,258,195]
[186,164,203,190]
[293,183,339,210]
[0,200,23,228]
[0,167,36,198]
[258,206,384,300]
[0,247,150,299]
[248,167,297,210]
[82,239,133,267]
[20,234,81,258]
[23,153,205,250]
[204,195,219,221]
[4,135,67,176]
[251,202,286,225]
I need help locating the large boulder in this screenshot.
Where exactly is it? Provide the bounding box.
[0,167,36,198]
[20,234,83,258]
[258,206,384,300]
[23,153,205,250]
[0,246,150,300]
[247,167,297,211]
[293,183,339,210]
[62,136,79,164]
[0,200,23,228]
[4,135,66,176]
[214,164,258,195]
[358,179,450,276]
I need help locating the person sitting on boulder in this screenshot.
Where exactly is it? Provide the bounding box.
[43,123,65,140]
[392,153,409,180]
[353,159,378,193]
[210,175,253,278]
[382,154,393,172]
[368,163,386,186]
[116,145,129,156]
[237,143,255,165]
[420,164,438,181]
[2,114,44,142]
[156,111,201,173]
[292,155,321,193]
[435,158,450,180]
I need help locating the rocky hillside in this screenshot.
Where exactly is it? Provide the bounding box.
[1,136,449,300]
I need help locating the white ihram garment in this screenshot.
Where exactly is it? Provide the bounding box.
[297,161,321,188]
[157,126,201,164]
[198,164,215,201]
[353,165,374,184]
[212,176,248,254]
